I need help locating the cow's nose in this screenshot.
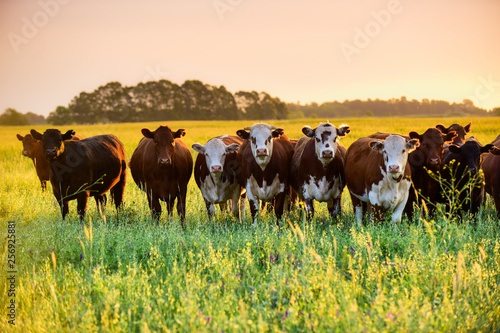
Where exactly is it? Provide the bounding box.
[322,150,333,158]
[429,158,439,165]
[22,150,28,156]
[256,148,268,156]
[467,166,476,173]
[211,165,222,173]
[46,149,57,157]
[159,158,171,165]
[388,165,400,173]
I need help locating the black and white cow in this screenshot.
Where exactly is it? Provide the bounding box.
[192,135,246,219]
[236,123,294,224]
[291,123,350,219]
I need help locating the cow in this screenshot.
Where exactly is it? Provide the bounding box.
[441,138,496,215]
[129,125,193,226]
[404,128,456,217]
[30,129,126,220]
[192,135,246,219]
[17,133,83,191]
[436,122,471,145]
[236,123,294,225]
[345,134,418,224]
[291,123,350,219]
[481,135,500,218]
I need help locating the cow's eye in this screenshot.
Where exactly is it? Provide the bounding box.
[268,136,272,142]
[171,141,175,147]
[154,140,158,144]
[402,149,406,154]
[315,138,320,142]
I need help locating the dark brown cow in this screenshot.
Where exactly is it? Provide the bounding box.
[436,122,471,145]
[129,126,193,226]
[345,134,418,224]
[405,128,456,217]
[17,133,83,191]
[441,137,496,215]
[482,135,500,217]
[291,123,350,219]
[30,129,126,220]
[192,135,245,219]
[236,123,294,225]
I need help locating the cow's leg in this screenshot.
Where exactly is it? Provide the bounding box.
[59,200,69,220]
[493,190,500,219]
[239,191,247,220]
[111,161,127,209]
[148,193,161,222]
[41,180,47,192]
[248,197,260,225]
[304,198,314,220]
[219,201,228,213]
[350,193,363,226]
[328,197,341,219]
[205,198,215,220]
[230,189,241,218]
[77,192,89,220]
[177,183,188,228]
[274,191,286,226]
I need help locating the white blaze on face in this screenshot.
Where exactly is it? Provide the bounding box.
[193,138,239,175]
[370,135,418,179]
[248,124,275,170]
[313,123,337,164]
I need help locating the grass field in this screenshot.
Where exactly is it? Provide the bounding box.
[1,117,500,332]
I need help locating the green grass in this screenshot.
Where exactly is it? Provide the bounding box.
[1,117,500,332]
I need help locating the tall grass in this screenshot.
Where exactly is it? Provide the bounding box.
[1,117,499,332]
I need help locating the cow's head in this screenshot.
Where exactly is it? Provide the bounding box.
[370,135,419,180]
[17,134,39,158]
[236,123,283,170]
[192,138,239,175]
[436,122,471,145]
[302,123,350,166]
[141,126,185,167]
[448,140,495,174]
[409,128,456,170]
[31,129,75,160]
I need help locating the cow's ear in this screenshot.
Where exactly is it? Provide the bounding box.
[192,143,205,154]
[16,134,24,141]
[369,140,384,152]
[62,130,75,141]
[141,128,154,139]
[407,139,419,150]
[409,131,421,140]
[448,145,461,155]
[435,124,447,133]
[272,128,284,138]
[225,143,240,153]
[464,122,472,133]
[481,144,495,154]
[236,130,250,140]
[490,147,500,155]
[31,129,43,140]
[337,125,350,137]
[173,129,186,138]
[443,131,457,143]
[302,126,314,137]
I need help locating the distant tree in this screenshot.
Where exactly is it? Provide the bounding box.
[493,107,500,116]
[309,113,318,119]
[47,106,74,125]
[25,112,45,124]
[0,108,29,125]
[364,110,374,117]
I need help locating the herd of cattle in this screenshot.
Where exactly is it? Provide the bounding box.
[16,121,500,226]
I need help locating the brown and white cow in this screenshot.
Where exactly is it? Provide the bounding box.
[129,125,193,226]
[482,135,500,218]
[291,123,350,219]
[435,122,471,146]
[192,135,246,219]
[345,134,418,224]
[236,123,294,225]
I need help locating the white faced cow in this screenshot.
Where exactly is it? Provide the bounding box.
[345,134,419,224]
[291,123,350,219]
[192,135,246,219]
[236,123,294,225]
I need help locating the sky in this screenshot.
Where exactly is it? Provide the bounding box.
[1,0,499,117]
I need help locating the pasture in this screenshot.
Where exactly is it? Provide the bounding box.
[1,117,500,332]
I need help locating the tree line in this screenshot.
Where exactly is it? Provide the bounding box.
[1,79,499,126]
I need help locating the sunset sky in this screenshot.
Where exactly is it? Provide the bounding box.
[1,0,499,117]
